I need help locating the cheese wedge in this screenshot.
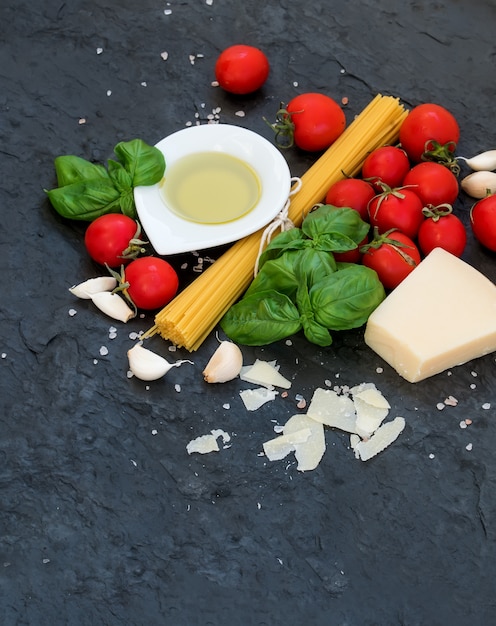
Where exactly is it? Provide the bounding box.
[364,247,496,383]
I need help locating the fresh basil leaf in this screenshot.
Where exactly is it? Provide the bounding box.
[46,178,121,221]
[220,290,301,346]
[310,265,385,330]
[302,205,370,248]
[119,189,137,218]
[293,247,337,287]
[114,139,165,187]
[53,155,110,187]
[258,228,308,268]
[108,159,133,192]
[246,250,301,299]
[295,280,333,347]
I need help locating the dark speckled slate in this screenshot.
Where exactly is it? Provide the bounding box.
[2,1,496,624]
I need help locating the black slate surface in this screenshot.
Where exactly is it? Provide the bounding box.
[2,1,496,624]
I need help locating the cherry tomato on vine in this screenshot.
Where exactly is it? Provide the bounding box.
[84,214,146,268]
[270,93,346,152]
[470,195,496,252]
[361,145,411,191]
[399,103,460,167]
[417,211,467,257]
[215,45,270,94]
[324,178,375,221]
[361,230,421,290]
[124,257,179,310]
[403,161,459,207]
[368,187,424,239]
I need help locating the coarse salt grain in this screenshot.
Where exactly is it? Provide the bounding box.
[436,403,445,410]
[106,90,112,96]
[1,353,6,359]
[152,429,158,435]
[68,308,77,316]
[235,111,245,117]
[96,48,103,54]
[78,118,86,125]
[164,9,172,15]
[223,403,230,410]
[466,443,473,451]
[99,346,109,356]
[175,384,181,392]
[161,51,169,61]
[206,0,213,5]
[482,402,491,410]
[459,420,467,429]
[429,453,435,459]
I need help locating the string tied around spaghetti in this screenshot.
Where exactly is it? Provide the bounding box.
[254,176,302,276]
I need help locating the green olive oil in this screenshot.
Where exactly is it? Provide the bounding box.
[159,151,261,224]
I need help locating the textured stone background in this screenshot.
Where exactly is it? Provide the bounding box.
[1,1,496,624]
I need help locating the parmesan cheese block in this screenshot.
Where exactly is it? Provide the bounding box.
[364,248,496,382]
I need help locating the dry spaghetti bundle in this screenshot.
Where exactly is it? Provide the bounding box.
[145,94,408,351]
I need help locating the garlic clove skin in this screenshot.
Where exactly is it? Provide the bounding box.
[127,343,193,381]
[90,291,135,322]
[69,276,118,299]
[458,150,496,172]
[460,171,496,199]
[203,340,243,383]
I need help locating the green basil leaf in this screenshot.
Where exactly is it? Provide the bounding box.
[302,205,370,248]
[108,159,133,192]
[258,228,309,268]
[53,155,110,187]
[246,250,301,299]
[294,247,337,286]
[46,178,121,221]
[220,290,301,346]
[310,265,385,330]
[119,189,137,218]
[295,280,332,347]
[114,139,165,187]
[311,231,361,253]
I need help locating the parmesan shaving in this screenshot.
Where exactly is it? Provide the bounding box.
[353,417,406,461]
[283,414,326,472]
[239,387,278,411]
[239,359,292,389]
[353,387,391,439]
[307,388,357,432]
[263,428,312,461]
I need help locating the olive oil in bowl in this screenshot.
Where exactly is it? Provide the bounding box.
[159,151,261,224]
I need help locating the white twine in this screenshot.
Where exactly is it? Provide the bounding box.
[254,176,302,276]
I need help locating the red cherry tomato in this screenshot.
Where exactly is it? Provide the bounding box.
[84,214,145,268]
[215,45,269,95]
[124,257,179,310]
[418,212,467,257]
[470,195,496,252]
[273,93,346,152]
[361,230,421,290]
[403,162,459,207]
[399,103,460,165]
[324,178,375,222]
[361,146,411,192]
[368,187,424,239]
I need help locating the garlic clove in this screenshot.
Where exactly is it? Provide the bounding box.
[460,171,496,199]
[203,340,243,383]
[69,276,118,299]
[90,291,135,322]
[458,150,496,172]
[127,343,193,381]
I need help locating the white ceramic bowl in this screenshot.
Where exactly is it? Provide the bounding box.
[134,124,291,255]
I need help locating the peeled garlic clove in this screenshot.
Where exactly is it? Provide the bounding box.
[460,171,496,198]
[458,150,496,171]
[203,340,243,383]
[90,291,135,322]
[127,343,193,381]
[69,276,118,299]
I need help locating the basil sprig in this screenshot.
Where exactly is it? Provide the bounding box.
[46,138,165,221]
[221,205,385,347]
